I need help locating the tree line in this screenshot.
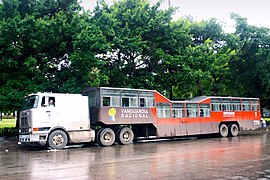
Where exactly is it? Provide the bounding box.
[1,0,270,112]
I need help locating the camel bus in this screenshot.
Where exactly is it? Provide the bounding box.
[19,87,261,149]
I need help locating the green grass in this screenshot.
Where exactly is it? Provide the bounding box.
[0,119,16,128]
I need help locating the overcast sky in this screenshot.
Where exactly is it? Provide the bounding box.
[81,0,270,32]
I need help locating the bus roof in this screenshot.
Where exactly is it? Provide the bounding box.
[172,96,259,104]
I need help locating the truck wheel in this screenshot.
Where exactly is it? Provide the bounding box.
[219,124,228,137]
[229,124,239,137]
[116,127,134,145]
[98,128,115,146]
[48,130,68,149]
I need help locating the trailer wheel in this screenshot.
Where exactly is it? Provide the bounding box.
[229,124,239,137]
[48,130,68,149]
[219,124,228,137]
[116,127,134,145]
[98,128,115,146]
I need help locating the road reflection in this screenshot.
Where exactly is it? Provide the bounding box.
[0,134,269,179]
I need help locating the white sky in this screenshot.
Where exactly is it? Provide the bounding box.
[81,0,270,32]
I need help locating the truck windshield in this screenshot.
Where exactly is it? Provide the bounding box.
[21,95,39,110]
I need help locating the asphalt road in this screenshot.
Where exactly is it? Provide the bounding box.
[1,132,270,180]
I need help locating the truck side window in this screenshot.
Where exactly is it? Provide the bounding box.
[41,97,46,107]
[41,96,55,107]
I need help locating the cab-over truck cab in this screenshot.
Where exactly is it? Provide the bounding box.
[19,92,95,149]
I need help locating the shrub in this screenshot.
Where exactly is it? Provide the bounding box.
[0,127,18,137]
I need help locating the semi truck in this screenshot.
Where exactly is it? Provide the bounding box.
[19,87,262,149]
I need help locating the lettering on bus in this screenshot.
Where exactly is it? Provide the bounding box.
[254,120,260,125]
[120,109,149,118]
[223,112,235,117]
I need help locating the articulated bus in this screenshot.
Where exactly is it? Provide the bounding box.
[85,87,261,146]
[19,87,261,149]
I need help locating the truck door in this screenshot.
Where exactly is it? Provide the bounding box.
[41,96,56,122]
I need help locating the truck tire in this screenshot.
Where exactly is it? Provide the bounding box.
[229,124,239,137]
[116,127,134,145]
[48,130,68,149]
[98,128,115,146]
[219,124,228,137]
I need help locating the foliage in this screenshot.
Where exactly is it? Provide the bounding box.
[1,0,270,112]
[0,127,18,137]
[228,13,270,106]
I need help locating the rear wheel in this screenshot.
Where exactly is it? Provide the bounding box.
[219,124,228,137]
[229,124,239,137]
[98,128,115,146]
[48,130,68,149]
[116,127,134,145]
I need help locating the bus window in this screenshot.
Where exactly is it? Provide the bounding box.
[140,98,145,107]
[186,103,198,117]
[130,97,138,107]
[103,97,110,106]
[242,99,250,111]
[222,99,231,111]
[146,98,154,107]
[232,99,241,111]
[156,103,170,118]
[211,98,221,111]
[140,97,152,107]
[122,97,130,107]
[101,89,120,107]
[120,90,139,107]
[111,97,120,107]
[139,91,155,108]
[172,103,185,118]
[199,104,210,117]
[251,99,259,111]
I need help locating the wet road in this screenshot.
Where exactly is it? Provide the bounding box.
[1,132,270,180]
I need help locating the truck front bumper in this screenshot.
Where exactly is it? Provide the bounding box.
[19,134,47,146]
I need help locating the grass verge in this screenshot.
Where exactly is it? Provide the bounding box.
[0,119,16,128]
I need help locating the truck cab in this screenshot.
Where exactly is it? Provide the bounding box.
[19,92,95,149]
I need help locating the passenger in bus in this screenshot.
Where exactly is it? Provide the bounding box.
[140,98,145,107]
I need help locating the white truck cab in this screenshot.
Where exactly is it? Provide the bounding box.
[19,92,95,149]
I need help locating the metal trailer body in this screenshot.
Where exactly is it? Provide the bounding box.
[19,92,95,148]
[84,87,261,147]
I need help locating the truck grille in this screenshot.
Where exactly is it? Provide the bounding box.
[20,116,30,134]
[21,116,28,126]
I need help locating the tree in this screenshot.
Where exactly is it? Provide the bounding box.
[229,13,270,104]
[0,0,107,112]
[92,0,192,99]
[168,18,236,98]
